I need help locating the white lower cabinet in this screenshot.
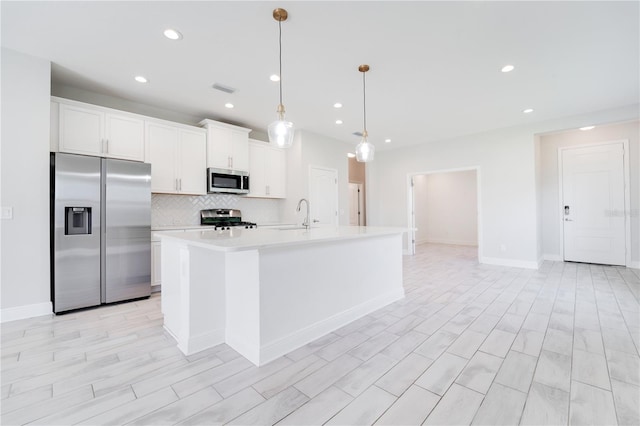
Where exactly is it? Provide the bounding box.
[247,140,286,198]
[147,121,206,195]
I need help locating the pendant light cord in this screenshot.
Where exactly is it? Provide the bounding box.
[362,70,367,133]
[278,19,283,107]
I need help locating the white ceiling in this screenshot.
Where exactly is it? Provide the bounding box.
[2,1,638,150]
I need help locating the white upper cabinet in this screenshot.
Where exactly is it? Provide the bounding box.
[199,119,251,172]
[247,140,286,198]
[57,99,144,161]
[59,103,103,155]
[147,121,206,195]
[104,113,145,160]
[178,129,207,195]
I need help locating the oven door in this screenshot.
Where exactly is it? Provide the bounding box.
[208,168,249,194]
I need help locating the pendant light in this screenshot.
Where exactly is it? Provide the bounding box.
[355,64,375,162]
[268,8,294,148]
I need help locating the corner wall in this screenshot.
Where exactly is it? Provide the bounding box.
[281,130,351,225]
[539,120,640,266]
[1,48,52,321]
[368,104,639,269]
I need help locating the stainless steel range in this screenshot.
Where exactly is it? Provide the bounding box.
[200,209,257,230]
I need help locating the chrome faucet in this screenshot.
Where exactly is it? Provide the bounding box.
[296,198,310,229]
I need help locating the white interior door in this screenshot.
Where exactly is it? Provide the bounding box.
[349,183,363,225]
[562,143,626,266]
[309,166,338,226]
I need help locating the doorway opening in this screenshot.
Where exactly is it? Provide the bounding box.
[408,167,481,258]
[348,156,366,226]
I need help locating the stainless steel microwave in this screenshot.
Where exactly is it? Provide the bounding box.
[207,168,250,194]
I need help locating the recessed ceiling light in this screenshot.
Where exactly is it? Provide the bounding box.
[335,120,343,125]
[225,103,234,109]
[334,103,343,108]
[347,153,356,158]
[501,64,515,73]
[580,126,595,131]
[385,139,392,143]
[163,29,182,40]
[522,108,534,114]
[270,74,280,82]
[134,76,148,83]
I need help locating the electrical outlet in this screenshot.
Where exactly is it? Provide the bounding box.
[1,206,13,220]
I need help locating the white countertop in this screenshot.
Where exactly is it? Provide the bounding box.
[151,223,296,231]
[154,225,407,252]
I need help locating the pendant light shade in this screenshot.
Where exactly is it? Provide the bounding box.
[269,8,294,148]
[355,64,375,162]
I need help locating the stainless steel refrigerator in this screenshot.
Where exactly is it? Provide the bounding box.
[50,153,152,313]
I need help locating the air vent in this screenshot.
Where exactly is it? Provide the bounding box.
[212,83,236,94]
[352,131,363,137]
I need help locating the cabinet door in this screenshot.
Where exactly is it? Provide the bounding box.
[105,113,144,161]
[248,143,267,197]
[178,129,206,195]
[231,130,249,171]
[147,123,178,193]
[59,103,103,156]
[266,147,287,198]
[207,127,232,169]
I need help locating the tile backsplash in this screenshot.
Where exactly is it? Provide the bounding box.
[152,193,282,227]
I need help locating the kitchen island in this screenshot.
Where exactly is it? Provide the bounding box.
[156,226,406,366]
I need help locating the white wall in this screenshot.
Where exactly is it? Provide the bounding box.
[414,170,478,246]
[281,130,351,226]
[1,48,52,321]
[539,120,640,266]
[367,104,639,269]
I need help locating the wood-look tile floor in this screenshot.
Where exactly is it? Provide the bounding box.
[2,243,640,425]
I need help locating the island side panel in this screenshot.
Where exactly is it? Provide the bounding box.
[160,238,226,355]
[225,249,262,365]
[257,232,405,365]
[184,246,226,354]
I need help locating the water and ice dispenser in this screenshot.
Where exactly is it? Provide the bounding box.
[64,207,92,235]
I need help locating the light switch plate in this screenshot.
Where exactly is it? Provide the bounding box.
[1,207,13,220]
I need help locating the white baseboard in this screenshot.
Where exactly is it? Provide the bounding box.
[479,256,539,270]
[178,328,225,356]
[165,325,226,357]
[1,302,53,323]
[256,289,405,366]
[422,238,478,247]
[543,254,563,261]
[226,333,261,366]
